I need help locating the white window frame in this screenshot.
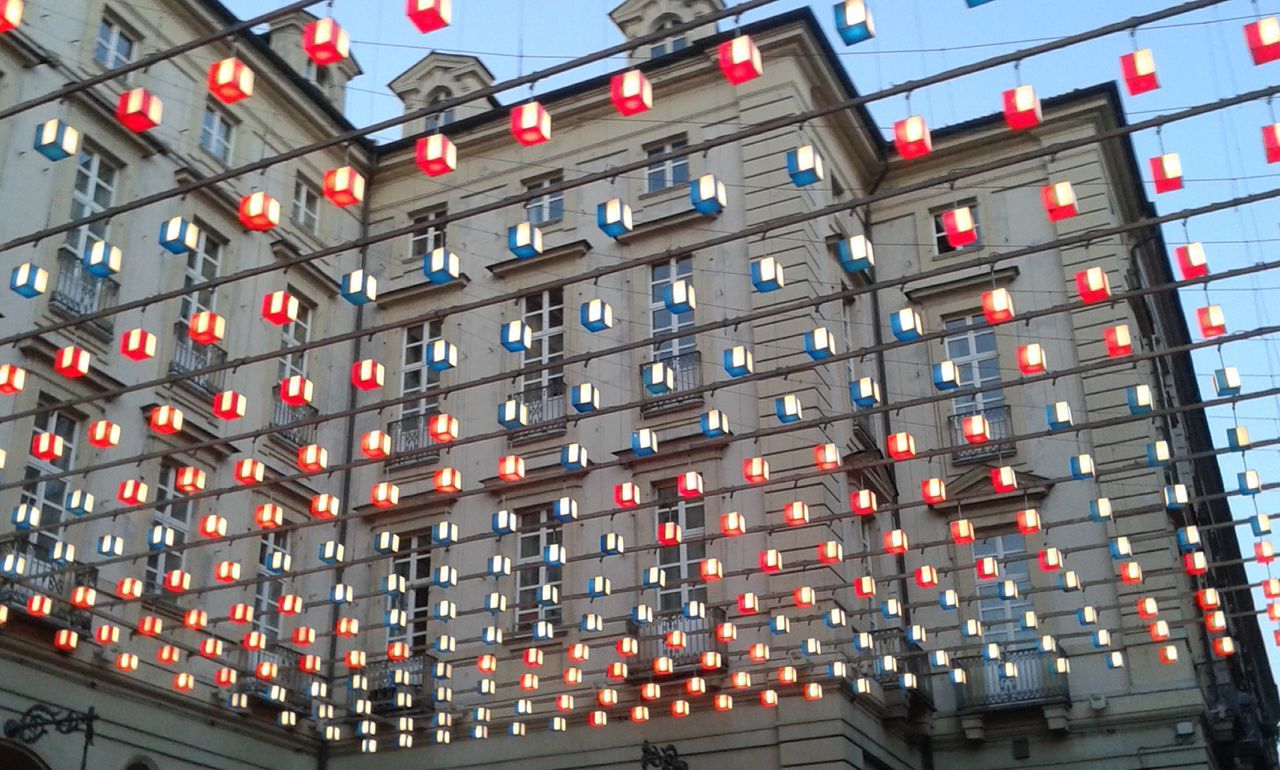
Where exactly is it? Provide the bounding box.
[523,176,564,226]
[519,288,565,401]
[648,15,688,59]
[291,178,321,234]
[199,105,235,165]
[424,88,455,134]
[143,463,192,595]
[515,506,562,633]
[973,532,1036,645]
[943,313,1005,421]
[408,208,447,262]
[277,291,312,381]
[649,255,695,362]
[94,17,136,73]
[387,533,432,654]
[63,148,118,261]
[401,320,444,421]
[655,485,707,613]
[179,227,222,324]
[20,401,79,556]
[646,138,689,193]
[254,530,290,640]
[932,202,981,255]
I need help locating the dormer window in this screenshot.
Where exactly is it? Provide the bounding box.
[649,15,688,59]
[425,87,455,133]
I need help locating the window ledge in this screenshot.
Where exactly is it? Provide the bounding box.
[639,184,689,203]
[903,265,1019,303]
[616,208,709,244]
[488,239,592,278]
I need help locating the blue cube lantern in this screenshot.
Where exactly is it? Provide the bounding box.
[372,531,400,555]
[690,174,727,216]
[83,242,122,277]
[66,490,94,516]
[1175,525,1202,553]
[33,119,81,161]
[318,541,345,564]
[1089,497,1112,521]
[852,632,873,652]
[751,257,785,291]
[663,279,696,314]
[889,308,922,341]
[804,327,835,360]
[500,320,532,352]
[631,604,653,625]
[1163,484,1188,511]
[9,263,48,298]
[552,497,578,522]
[586,577,611,598]
[642,567,666,590]
[1045,402,1073,431]
[1227,426,1251,450]
[932,361,960,390]
[532,622,555,642]
[1239,469,1262,496]
[331,583,355,603]
[561,443,588,471]
[770,615,790,635]
[1105,651,1124,670]
[1109,537,1132,559]
[1146,440,1170,467]
[491,510,517,536]
[146,524,173,550]
[881,599,902,620]
[543,544,566,566]
[507,222,543,259]
[836,234,875,273]
[1251,513,1272,537]
[498,399,529,429]
[981,643,1001,662]
[786,144,825,186]
[700,409,730,437]
[433,600,457,621]
[834,1,876,45]
[423,248,460,285]
[432,521,459,546]
[487,555,511,577]
[632,428,658,456]
[597,198,633,238]
[341,269,378,305]
[1069,454,1095,480]
[824,608,847,629]
[850,376,881,409]
[800,638,822,658]
[683,601,705,621]
[580,299,614,332]
[724,346,753,377]
[1213,367,1241,397]
[570,383,599,413]
[535,585,559,607]
[939,589,959,610]
[642,360,674,394]
[775,394,803,423]
[11,504,39,531]
[427,340,457,371]
[159,216,201,254]
[484,593,506,614]
[1126,385,1153,415]
[600,533,625,556]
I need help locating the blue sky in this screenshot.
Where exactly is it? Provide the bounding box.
[226,0,1280,683]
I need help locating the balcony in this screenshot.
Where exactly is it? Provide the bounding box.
[640,350,702,416]
[169,323,228,395]
[367,652,437,716]
[236,645,311,711]
[947,404,1013,463]
[953,646,1069,712]
[627,606,727,675]
[386,414,442,468]
[0,541,97,634]
[872,627,934,703]
[510,382,567,443]
[48,250,118,339]
[270,387,319,447]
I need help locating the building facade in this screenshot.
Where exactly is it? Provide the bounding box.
[0,1,1274,769]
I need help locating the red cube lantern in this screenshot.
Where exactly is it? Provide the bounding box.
[1175,243,1208,280]
[1263,124,1280,163]
[743,457,770,483]
[1039,548,1063,571]
[208,57,255,104]
[1121,49,1159,95]
[1017,343,1046,375]
[950,519,975,545]
[1002,85,1042,130]
[434,467,461,493]
[853,575,876,598]
[498,454,526,482]
[1197,305,1226,338]
[1150,153,1183,193]
[718,36,763,84]
[188,311,226,344]
[302,18,350,65]
[851,488,878,515]
[783,501,809,526]
[1104,324,1132,357]
[280,375,314,406]
[720,511,746,537]
[991,466,1018,493]
[255,503,283,529]
[0,363,24,393]
[31,432,64,461]
[150,405,184,435]
[814,443,842,471]
[324,166,366,207]
[940,207,977,248]
[1041,181,1077,221]
[1075,267,1111,304]
[677,471,703,498]
[298,445,327,473]
[1246,17,1280,65]
[884,529,909,555]
[610,70,652,116]
[371,482,399,508]
[118,479,148,505]
[922,478,947,505]
[54,629,78,652]
[235,458,265,485]
[510,102,551,146]
[1185,552,1209,576]
[407,0,451,33]
[0,0,22,32]
[976,556,999,580]
[54,345,90,378]
[887,432,916,460]
[893,115,931,159]
[175,466,206,494]
[916,566,938,588]
[658,521,682,546]
[261,290,298,324]
[351,358,385,391]
[120,328,157,361]
[615,482,641,508]
[361,430,391,460]
[415,134,457,176]
[1016,508,1041,534]
[962,414,991,444]
[760,549,782,573]
[1137,597,1159,619]
[116,88,163,132]
[88,420,121,449]
[212,390,246,421]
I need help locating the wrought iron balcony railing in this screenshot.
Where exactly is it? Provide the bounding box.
[947,404,1013,463]
[387,414,442,468]
[236,645,311,711]
[0,540,97,634]
[169,323,228,395]
[270,386,319,447]
[49,250,118,337]
[627,606,727,674]
[871,627,934,704]
[367,652,438,716]
[509,382,568,442]
[640,350,702,415]
[953,646,1069,712]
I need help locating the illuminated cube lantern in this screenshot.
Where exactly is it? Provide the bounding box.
[150,405,184,435]
[1150,153,1182,193]
[1197,305,1226,338]
[744,457,770,483]
[280,375,314,406]
[321,167,366,210]
[1246,17,1280,64]
[159,216,200,254]
[834,0,876,45]
[676,471,703,498]
[1041,181,1077,221]
[116,88,163,132]
[33,118,80,161]
[1045,401,1073,431]
[933,360,959,390]
[581,299,614,332]
[207,57,254,106]
[120,328,157,361]
[884,529,909,554]
[836,234,874,273]
[1239,469,1263,496]
[597,198,633,238]
[940,207,978,248]
[916,566,938,588]
[890,308,923,341]
[643,360,673,394]
[775,394,803,423]
[615,482,641,508]
[894,115,932,159]
[1003,84,1042,130]
[922,477,947,504]
[962,414,991,444]
[887,432,916,460]
[1227,425,1251,451]
[10,263,47,298]
[54,345,90,378]
[510,102,551,146]
[724,345,753,377]
[787,144,825,187]
[507,222,543,259]
[0,0,22,32]
[371,482,400,509]
[851,488,877,516]
[760,549,783,573]
[175,466,206,494]
[690,174,727,215]
[83,242,122,277]
[1070,453,1095,479]
[1121,49,1159,95]
[1017,508,1041,534]
[340,269,377,306]
[1175,243,1208,280]
[664,279,696,314]
[1017,343,1046,375]
[255,503,284,528]
[423,248,460,284]
[752,257,785,291]
[415,134,457,177]
[235,457,265,485]
[1104,324,1132,357]
[610,69,652,116]
[718,35,763,84]
[88,419,121,448]
[1264,124,1280,163]
[188,311,225,344]
[498,454,525,482]
[361,430,391,459]
[851,376,881,408]
[118,479,148,505]
[814,443,842,471]
[1213,366,1241,397]
[981,288,1015,324]
[238,191,281,232]
[434,467,462,493]
[261,290,298,325]
[407,0,452,33]
[784,501,809,526]
[498,400,528,429]
[303,17,350,65]
[571,383,599,413]
[352,358,385,390]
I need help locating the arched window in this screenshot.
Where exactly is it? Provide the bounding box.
[648,15,688,59]
[425,87,455,133]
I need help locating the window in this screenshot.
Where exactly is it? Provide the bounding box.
[516,506,562,632]
[303,59,317,83]
[524,176,564,226]
[143,464,191,595]
[424,87,455,134]
[650,256,695,362]
[199,106,235,164]
[94,18,135,71]
[254,531,289,640]
[388,534,432,653]
[62,149,118,262]
[974,533,1036,645]
[292,178,321,234]
[277,292,312,381]
[933,203,981,255]
[402,320,445,422]
[648,15,688,59]
[943,314,1006,437]
[178,228,222,324]
[408,207,447,261]
[646,138,689,193]
[518,289,565,423]
[655,485,706,613]
[20,401,79,556]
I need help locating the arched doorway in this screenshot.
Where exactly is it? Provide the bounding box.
[0,740,52,770]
